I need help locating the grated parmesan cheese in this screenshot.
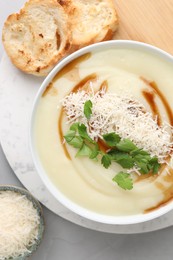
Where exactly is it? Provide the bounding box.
[62,89,173,163]
[0,191,40,260]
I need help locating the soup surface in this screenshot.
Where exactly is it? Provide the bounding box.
[34,47,173,216]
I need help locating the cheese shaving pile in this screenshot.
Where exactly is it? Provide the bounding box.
[62,89,173,163]
[0,191,40,260]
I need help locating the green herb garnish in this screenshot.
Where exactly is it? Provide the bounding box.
[65,122,99,160]
[89,143,99,160]
[64,101,161,190]
[76,143,92,157]
[112,172,133,190]
[101,154,112,169]
[108,150,135,169]
[64,130,76,142]
[84,100,93,119]
[103,133,121,147]
[116,139,138,152]
[68,136,83,148]
[78,123,93,143]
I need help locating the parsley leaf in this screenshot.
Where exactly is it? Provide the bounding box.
[116,138,138,152]
[137,162,150,174]
[117,158,134,169]
[112,172,133,190]
[108,150,134,169]
[152,162,161,174]
[103,133,121,147]
[130,148,150,157]
[133,154,151,162]
[64,130,76,142]
[101,154,112,169]
[89,143,100,159]
[148,157,160,174]
[68,136,83,148]
[76,143,92,157]
[84,100,93,119]
[70,122,80,132]
[78,124,93,142]
[133,154,160,174]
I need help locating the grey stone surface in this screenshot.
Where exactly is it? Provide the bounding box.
[1,1,173,259]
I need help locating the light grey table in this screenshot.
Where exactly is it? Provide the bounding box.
[1,1,173,260]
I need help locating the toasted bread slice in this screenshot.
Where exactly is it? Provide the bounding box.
[2,0,71,76]
[64,0,119,50]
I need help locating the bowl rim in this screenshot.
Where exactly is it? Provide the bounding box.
[30,40,173,225]
[0,185,44,259]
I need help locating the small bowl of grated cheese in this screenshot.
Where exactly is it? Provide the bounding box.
[0,185,44,260]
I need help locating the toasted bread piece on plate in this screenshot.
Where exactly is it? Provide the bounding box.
[64,0,119,50]
[2,0,71,76]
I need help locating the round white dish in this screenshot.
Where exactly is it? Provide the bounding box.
[30,40,173,225]
[1,48,173,233]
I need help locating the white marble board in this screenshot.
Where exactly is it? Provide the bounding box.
[1,54,173,234]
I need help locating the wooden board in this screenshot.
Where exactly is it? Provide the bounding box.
[113,0,173,55]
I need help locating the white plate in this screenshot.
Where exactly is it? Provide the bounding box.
[1,53,173,233]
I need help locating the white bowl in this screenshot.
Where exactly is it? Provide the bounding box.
[30,40,173,225]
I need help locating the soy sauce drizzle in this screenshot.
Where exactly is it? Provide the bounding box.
[141,77,173,126]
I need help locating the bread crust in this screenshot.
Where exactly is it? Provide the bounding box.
[2,0,118,76]
[2,0,71,76]
[65,0,119,49]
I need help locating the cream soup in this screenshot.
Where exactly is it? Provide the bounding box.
[34,48,173,216]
